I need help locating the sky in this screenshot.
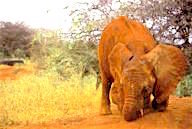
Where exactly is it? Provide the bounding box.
[0,0,191,43]
[0,0,163,31]
[0,0,85,32]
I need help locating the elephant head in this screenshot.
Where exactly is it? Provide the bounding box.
[108,43,188,121]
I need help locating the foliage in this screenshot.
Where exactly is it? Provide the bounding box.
[31,30,100,83]
[64,0,191,46]
[176,74,192,97]
[62,1,115,42]
[0,22,33,58]
[181,44,192,74]
[117,0,192,44]
[31,29,65,69]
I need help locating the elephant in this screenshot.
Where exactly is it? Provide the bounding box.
[98,16,156,115]
[108,43,188,121]
[98,16,188,121]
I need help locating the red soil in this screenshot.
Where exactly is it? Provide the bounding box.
[7,96,192,129]
[0,64,33,80]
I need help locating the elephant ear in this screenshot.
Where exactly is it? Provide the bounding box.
[108,43,133,79]
[143,44,188,103]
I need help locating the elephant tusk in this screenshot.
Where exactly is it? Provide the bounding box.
[140,109,144,117]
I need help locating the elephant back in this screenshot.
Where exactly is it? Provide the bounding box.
[98,16,156,80]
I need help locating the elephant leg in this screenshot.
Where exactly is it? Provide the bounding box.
[100,73,112,115]
[111,83,119,105]
[96,72,101,90]
[152,97,169,112]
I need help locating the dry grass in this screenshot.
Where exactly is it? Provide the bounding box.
[0,71,101,126]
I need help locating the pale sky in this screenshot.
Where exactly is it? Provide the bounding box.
[0,0,135,31]
[0,0,88,31]
[0,0,191,43]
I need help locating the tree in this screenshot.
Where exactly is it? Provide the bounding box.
[63,0,191,45]
[0,22,33,58]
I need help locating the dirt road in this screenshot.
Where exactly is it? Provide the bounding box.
[7,96,192,129]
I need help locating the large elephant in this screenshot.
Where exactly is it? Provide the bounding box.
[98,16,156,115]
[108,43,188,121]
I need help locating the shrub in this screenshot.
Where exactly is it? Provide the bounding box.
[176,74,192,97]
[31,30,99,80]
[0,22,33,58]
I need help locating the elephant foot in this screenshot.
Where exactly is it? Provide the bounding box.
[100,105,112,115]
[100,98,112,115]
[152,99,168,112]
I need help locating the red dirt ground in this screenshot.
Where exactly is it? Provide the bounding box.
[7,96,192,129]
[0,64,34,80]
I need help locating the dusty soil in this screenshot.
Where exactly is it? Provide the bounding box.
[7,96,192,129]
[0,64,34,80]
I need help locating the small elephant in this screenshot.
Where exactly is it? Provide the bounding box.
[98,16,156,116]
[108,43,188,121]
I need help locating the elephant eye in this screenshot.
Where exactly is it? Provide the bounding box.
[129,56,134,61]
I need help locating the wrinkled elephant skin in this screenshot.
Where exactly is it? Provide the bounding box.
[98,16,156,117]
[98,16,188,121]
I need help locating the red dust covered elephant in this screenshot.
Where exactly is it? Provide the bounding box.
[98,16,188,121]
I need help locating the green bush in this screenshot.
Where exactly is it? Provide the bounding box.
[45,41,99,80]
[176,74,192,97]
[31,30,99,81]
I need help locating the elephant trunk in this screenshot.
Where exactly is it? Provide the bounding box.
[123,96,143,121]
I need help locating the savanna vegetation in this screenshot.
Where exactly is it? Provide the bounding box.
[0,0,191,128]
